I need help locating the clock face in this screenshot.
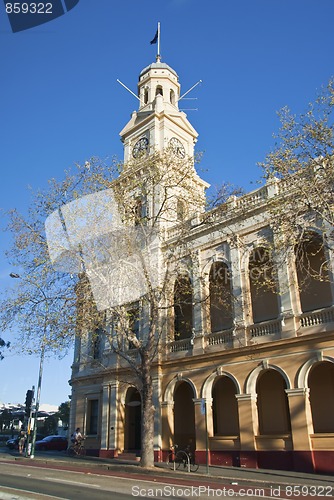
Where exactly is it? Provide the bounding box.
[169,137,186,158]
[132,137,149,158]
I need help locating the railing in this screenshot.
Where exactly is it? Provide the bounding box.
[299,306,334,328]
[249,319,281,338]
[206,329,234,347]
[169,337,193,353]
[234,186,268,210]
[166,184,270,240]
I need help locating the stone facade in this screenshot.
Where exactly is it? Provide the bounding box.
[69,57,334,474]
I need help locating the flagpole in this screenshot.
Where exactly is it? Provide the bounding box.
[157,22,161,60]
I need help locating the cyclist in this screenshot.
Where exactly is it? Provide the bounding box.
[71,427,83,447]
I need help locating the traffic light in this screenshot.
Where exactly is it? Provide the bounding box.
[25,389,34,417]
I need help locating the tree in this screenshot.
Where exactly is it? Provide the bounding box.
[0,408,12,431]
[42,415,58,436]
[0,151,239,468]
[259,78,334,291]
[0,338,10,361]
[56,401,70,429]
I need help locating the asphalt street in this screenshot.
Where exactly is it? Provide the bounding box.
[0,448,334,499]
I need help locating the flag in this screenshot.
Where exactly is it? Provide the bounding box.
[150,29,158,45]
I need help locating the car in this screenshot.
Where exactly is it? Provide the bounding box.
[6,437,19,450]
[6,433,45,450]
[34,435,68,451]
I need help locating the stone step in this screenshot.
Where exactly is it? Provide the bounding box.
[117,452,140,461]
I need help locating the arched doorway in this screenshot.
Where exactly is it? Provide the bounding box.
[124,387,141,451]
[212,376,239,436]
[309,361,334,433]
[256,369,291,435]
[174,381,196,451]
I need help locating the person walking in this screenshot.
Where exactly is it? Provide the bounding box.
[18,427,26,454]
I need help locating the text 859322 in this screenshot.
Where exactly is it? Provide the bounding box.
[6,3,53,14]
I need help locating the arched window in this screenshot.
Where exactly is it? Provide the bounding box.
[249,247,279,323]
[134,197,148,226]
[156,85,163,96]
[209,261,233,332]
[295,232,332,312]
[174,275,193,340]
[309,361,334,433]
[256,369,291,435]
[212,376,239,436]
[177,199,186,221]
[144,88,149,104]
[127,304,139,350]
[170,89,175,105]
[91,328,103,359]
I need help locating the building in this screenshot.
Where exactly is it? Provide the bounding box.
[69,55,334,474]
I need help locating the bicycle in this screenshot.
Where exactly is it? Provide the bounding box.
[166,444,199,472]
[67,439,86,457]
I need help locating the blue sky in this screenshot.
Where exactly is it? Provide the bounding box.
[0,0,333,407]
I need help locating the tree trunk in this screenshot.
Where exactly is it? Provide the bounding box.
[140,353,155,468]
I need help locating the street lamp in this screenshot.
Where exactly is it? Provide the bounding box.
[10,272,47,458]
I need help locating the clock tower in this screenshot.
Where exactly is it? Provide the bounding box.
[118,57,209,225]
[120,58,201,163]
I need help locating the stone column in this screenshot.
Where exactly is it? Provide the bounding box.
[323,224,334,301]
[100,380,118,458]
[236,394,258,468]
[161,401,174,460]
[273,231,300,338]
[192,398,208,464]
[285,388,314,472]
[192,250,205,353]
[229,238,247,347]
[152,374,162,462]
[100,383,110,456]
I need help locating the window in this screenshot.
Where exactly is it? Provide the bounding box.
[87,399,99,435]
[209,262,233,332]
[170,89,175,105]
[249,247,279,323]
[174,275,193,340]
[156,85,163,96]
[177,199,186,221]
[134,197,148,226]
[128,305,140,349]
[295,233,332,312]
[144,88,148,104]
[91,328,103,359]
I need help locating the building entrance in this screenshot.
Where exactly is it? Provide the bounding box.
[124,387,141,451]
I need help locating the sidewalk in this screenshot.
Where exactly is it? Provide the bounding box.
[1,449,334,489]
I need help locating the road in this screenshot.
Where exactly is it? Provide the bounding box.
[1,449,333,500]
[0,458,290,500]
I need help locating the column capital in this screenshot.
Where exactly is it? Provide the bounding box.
[285,388,310,397]
[161,401,174,408]
[236,393,257,402]
[192,398,204,406]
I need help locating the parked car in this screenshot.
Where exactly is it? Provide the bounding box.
[6,433,45,450]
[35,435,68,451]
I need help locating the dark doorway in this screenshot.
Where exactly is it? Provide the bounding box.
[124,387,141,451]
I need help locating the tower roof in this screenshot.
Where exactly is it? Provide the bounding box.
[139,61,178,80]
